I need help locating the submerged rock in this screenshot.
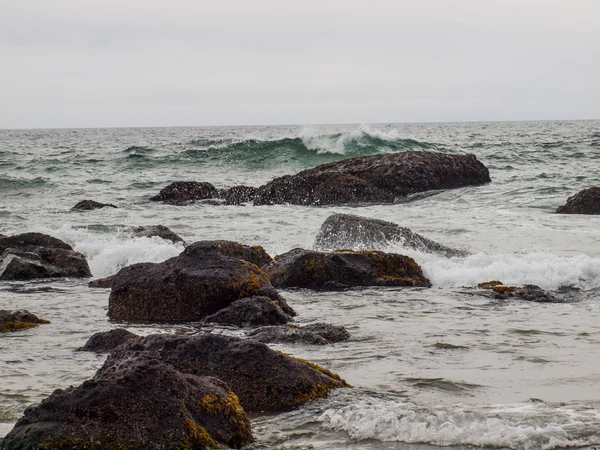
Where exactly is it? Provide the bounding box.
[265,248,431,290]
[72,199,118,211]
[150,181,218,205]
[253,151,491,206]
[131,225,185,244]
[248,323,350,345]
[88,274,116,288]
[78,328,142,353]
[1,355,253,449]
[0,233,92,280]
[315,213,468,257]
[112,333,350,412]
[476,281,562,303]
[0,310,50,333]
[108,240,291,322]
[201,296,294,328]
[556,187,600,215]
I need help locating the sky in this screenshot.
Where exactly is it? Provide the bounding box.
[1,0,599,128]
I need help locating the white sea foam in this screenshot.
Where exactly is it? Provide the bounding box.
[35,224,183,278]
[300,124,404,154]
[381,242,600,291]
[318,398,600,450]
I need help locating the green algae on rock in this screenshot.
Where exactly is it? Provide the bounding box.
[0,310,50,333]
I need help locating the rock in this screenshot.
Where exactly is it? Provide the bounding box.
[0,355,253,449]
[253,151,491,206]
[0,310,50,333]
[150,181,218,205]
[265,248,431,290]
[108,240,292,322]
[112,333,350,412]
[314,213,468,257]
[131,225,185,244]
[221,186,258,205]
[476,281,562,303]
[248,323,350,345]
[201,296,294,328]
[72,199,117,211]
[0,233,92,280]
[556,187,600,215]
[88,274,116,288]
[212,240,273,267]
[78,328,142,353]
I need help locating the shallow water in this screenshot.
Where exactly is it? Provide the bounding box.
[1,121,600,449]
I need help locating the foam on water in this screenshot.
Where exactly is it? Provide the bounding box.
[318,397,600,450]
[34,224,183,277]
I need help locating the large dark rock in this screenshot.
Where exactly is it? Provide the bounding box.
[556,187,600,215]
[253,151,490,206]
[0,310,50,333]
[201,296,294,328]
[265,248,431,290]
[248,323,350,345]
[150,181,218,205]
[72,199,118,211]
[78,328,142,353]
[211,240,273,267]
[315,213,468,257]
[475,281,562,303]
[88,274,116,288]
[108,241,291,322]
[131,225,185,244]
[112,333,350,412]
[0,354,253,449]
[0,233,92,280]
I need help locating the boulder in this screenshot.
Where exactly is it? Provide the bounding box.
[108,241,292,322]
[315,213,468,257]
[112,333,350,412]
[78,328,142,353]
[211,240,273,268]
[476,281,562,303]
[0,233,92,280]
[253,151,491,205]
[131,225,185,244]
[265,248,431,290]
[556,187,600,214]
[201,296,294,328]
[0,355,253,449]
[150,181,218,205]
[72,200,117,211]
[221,186,258,205]
[248,323,350,345]
[0,310,50,333]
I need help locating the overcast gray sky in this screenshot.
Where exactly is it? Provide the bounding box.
[1,0,599,128]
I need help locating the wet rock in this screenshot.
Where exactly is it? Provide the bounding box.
[150,181,218,205]
[248,323,350,345]
[221,185,258,205]
[253,151,491,206]
[114,333,350,412]
[72,199,117,211]
[78,328,142,353]
[0,233,92,280]
[476,281,562,303]
[202,296,294,328]
[131,225,185,244]
[0,355,253,449]
[88,274,116,288]
[315,213,468,257]
[108,240,291,322]
[265,248,431,290]
[556,187,600,215]
[212,240,273,268]
[0,310,50,333]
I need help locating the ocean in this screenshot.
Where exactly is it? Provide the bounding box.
[1,121,600,449]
